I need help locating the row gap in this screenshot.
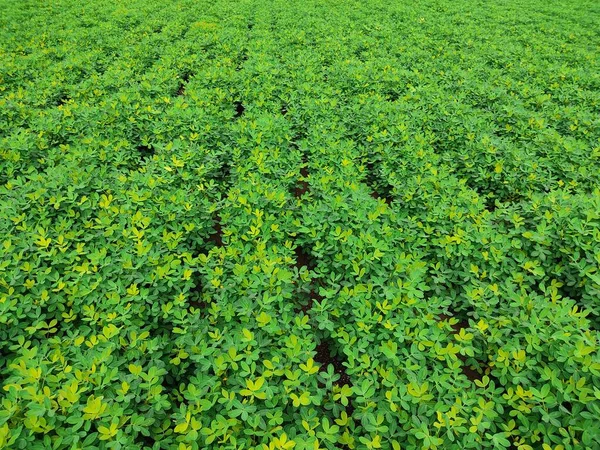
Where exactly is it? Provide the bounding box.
[437,311,490,383]
[365,159,394,204]
[176,72,192,96]
[234,100,245,118]
[137,144,155,161]
[313,333,355,419]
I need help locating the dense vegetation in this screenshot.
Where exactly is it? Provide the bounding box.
[1,0,600,448]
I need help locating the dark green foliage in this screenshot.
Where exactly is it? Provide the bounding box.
[1,0,599,449]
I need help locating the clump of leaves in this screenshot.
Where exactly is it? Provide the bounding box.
[1,0,599,448]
